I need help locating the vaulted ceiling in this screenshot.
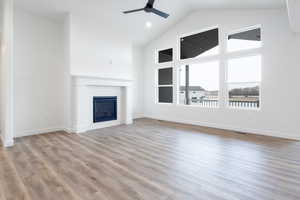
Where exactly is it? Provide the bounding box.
[14,0,286,45]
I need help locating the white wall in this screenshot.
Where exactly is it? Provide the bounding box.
[69,13,133,80]
[0,0,3,32]
[68,13,143,120]
[0,0,14,146]
[143,9,300,140]
[12,9,143,137]
[0,0,3,142]
[13,8,65,137]
[63,14,71,132]
[132,45,144,118]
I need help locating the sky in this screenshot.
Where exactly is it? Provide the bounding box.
[180,61,220,91]
[228,39,261,52]
[228,55,261,83]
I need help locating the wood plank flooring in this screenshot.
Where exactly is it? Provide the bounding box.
[1,118,300,200]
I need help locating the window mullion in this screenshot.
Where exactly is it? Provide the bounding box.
[219,28,227,109]
[185,65,190,105]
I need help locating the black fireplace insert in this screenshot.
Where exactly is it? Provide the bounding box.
[93,96,117,123]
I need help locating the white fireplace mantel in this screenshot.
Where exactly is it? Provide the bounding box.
[71,75,133,133]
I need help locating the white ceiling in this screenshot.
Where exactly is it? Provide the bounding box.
[14,0,286,45]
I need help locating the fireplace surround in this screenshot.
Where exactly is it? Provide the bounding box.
[71,75,133,133]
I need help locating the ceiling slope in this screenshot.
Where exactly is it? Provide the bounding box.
[14,0,286,45]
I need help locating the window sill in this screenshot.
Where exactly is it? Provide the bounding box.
[155,103,261,111]
[156,61,174,66]
[227,106,261,111]
[156,102,174,106]
[176,104,219,109]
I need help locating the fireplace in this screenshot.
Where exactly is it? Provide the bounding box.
[71,76,133,133]
[93,97,117,123]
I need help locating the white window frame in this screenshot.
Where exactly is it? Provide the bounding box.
[155,65,174,105]
[153,25,262,111]
[225,25,263,110]
[155,47,175,105]
[226,24,263,54]
[156,47,174,65]
[176,25,221,108]
[176,60,221,108]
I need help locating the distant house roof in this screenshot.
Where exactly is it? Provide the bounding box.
[180,86,205,91]
[206,90,218,96]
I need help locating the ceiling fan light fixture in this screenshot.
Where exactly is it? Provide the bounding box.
[145,21,152,28]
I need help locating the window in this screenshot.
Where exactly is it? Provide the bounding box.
[154,25,262,110]
[228,27,261,52]
[158,67,173,85]
[158,87,173,103]
[157,67,173,103]
[227,56,261,109]
[179,61,219,107]
[226,26,262,109]
[180,28,219,60]
[158,48,173,63]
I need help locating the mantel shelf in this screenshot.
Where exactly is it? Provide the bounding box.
[71,74,133,82]
[71,75,133,87]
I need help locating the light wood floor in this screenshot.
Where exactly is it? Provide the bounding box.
[1,119,300,200]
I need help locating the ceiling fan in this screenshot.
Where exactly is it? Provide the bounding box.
[123,0,169,19]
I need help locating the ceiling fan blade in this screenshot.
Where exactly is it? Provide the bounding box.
[147,0,155,6]
[123,8,145,14]
[149,8,169,18]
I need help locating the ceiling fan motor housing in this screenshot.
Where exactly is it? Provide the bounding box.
[145,3,153,12]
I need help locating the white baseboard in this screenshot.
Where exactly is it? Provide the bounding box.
[90,120,121,131]
[4,139,14,147]
[62,128,74,134]
[14,115,298,141]
[1,138,14,147]
[15,127,65,138]
[144,114,300,141]
[133,113,145,119]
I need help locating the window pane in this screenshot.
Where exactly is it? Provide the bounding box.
[228,55,261,109]
[179,61,219,107]
[228,56,261,83]
[228,28,261,52]
[159,87,173,103]
[158,68,173,85]
[180,28,219,60]
[228,82,260,108]
[158,48,173,63]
